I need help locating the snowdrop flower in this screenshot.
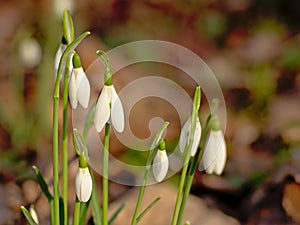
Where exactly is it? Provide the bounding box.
[54,37,73,81]
[75,166,92,202]
[152,141,169,182]
[200,116,226,175]
[179,116,201,157]
[178,86,201,157]
[94,50,124,133]
[69,53,90,109]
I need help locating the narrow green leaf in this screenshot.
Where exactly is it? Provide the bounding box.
[90,170,102,225]
[73,129,88,157]
[83,103,96,138]
[136,196,161,224]
[108,203,126,225]
[21,206,38,225]
[59,196,65,225]
[32,166,53,202]
[63,9,75,44]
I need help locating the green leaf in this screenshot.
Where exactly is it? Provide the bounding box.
[136,196,161,224]
[73,129,88,157]
[59,197,65,225]
[90,170,102,225]
[108,203,126,225]
[63,9,75,44]
[32,166,53,202]
[21,206,38,225]
[83,103,96,138]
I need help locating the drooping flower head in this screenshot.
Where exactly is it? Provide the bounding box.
[200,100,227,175]
[73,129,92,202]
[69,53,90,109]
[152,140,169,182]
[179,87,202,157]
[75,165,92,202]
[94,50,124,133]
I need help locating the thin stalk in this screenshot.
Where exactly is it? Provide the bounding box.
[102,122,110,225]
[73,199,81,225]
[176,117,212,225]
[130,168,149,225]
[52,94,60,225]
[62,56,71,225]
[171,153,189,225]
[52,31,90,225]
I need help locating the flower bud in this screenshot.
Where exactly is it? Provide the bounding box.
[29,205,39,224]
[69,53,90,109]
[199,115,227,175]
[152,141,169,182]
[75,167,92,202]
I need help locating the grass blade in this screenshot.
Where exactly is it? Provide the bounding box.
[136,196,161,224]
[32,165,53,202]
[90,170,102,225]
[108,203,126,225]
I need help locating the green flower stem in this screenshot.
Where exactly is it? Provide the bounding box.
[102,122,110,225]
[171,150,190,225]
[176,116,212,225]
[130,167,149,225]
[53,31,90,225]
[73,199,81,225]
[52,91,60,225]
[62,55,71,225]
[131,121,169,225]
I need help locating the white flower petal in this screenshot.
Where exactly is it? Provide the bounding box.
[75,167,92,202]
[152,150,169,182]
[68,70,78,109]
[111,85,124,133]
[179,117,190,153]
[94,85,111,133]
[190,117,201,157]
[76,68,90,109]
[201,130,226,175]
[214,134,226,175]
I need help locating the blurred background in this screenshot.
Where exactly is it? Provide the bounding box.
[1,0,300,224]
